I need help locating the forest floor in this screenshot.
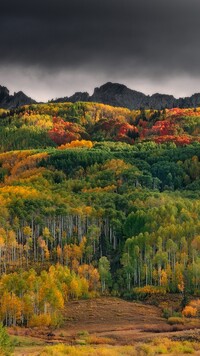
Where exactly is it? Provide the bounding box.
[11,297,200,355]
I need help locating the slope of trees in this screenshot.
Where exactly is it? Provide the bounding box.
[0,102,199,326]
[0,103,200,151]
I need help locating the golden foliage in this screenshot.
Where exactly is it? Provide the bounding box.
[133,285,166,296]
[0,185,40,199]
[182,305,197,317]
[58,140,93,149]
[29,313,52,327]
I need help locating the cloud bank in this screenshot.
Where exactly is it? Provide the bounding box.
[1,0,200,100]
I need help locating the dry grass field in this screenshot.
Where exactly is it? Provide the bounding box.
[11,297,200,355]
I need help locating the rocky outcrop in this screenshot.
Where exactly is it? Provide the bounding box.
[89,82,147,109]
[2,82,200,110]
[148,93,175,110]
[0,86,36,109]
[53,82,200,110]
[54,91,90,103]
[177,93,200,108]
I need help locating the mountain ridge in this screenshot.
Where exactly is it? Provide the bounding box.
[0,85,36,109]
[2,82,200,110]
[46,82,200,110]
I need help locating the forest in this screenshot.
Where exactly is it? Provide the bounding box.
[0,102,199,329]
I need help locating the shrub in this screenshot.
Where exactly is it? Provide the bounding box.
[50,313,63,328]
[189,299,200,316]
[182,306,197,318]
[28,313,52,327]
[75,339,87,345]
[0,323,14,356]
[58,140,93,149]
[76,330,89,339]
[162,308,172,319]
[168,317,184,325]
[132,285,166,300]
[190,299,200,308]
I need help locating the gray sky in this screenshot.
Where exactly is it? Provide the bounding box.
[1,0,200,101]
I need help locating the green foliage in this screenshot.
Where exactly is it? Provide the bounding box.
[0,103,200,152]
[99,257,112,293]
[0,265,97,327]
[0,102,199,309]
[0,323,14,355]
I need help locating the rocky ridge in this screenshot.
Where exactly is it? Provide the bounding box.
[53,82,200,110]
[2,82,200,110]
[0,86,36,109]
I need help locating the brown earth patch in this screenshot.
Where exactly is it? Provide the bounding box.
[11,297,200,349]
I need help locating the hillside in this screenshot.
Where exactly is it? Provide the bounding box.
[0,101,199,336]
[0,102,199,151]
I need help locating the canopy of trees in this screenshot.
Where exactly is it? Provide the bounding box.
[0,102,199,326]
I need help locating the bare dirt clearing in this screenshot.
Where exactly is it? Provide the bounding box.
[12,297,200,354]
[62,297,200,344]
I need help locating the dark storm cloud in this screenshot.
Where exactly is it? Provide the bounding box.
[1,0,200,76]
[1,0,200,101]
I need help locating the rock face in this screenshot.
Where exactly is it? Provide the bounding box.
[2,82,200,110]
[53,82,200,110]
[177,93,200,108]
[0,86,36,109]
[54,92,90,103]
[90,82,147,109]
[148,93,176,110]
